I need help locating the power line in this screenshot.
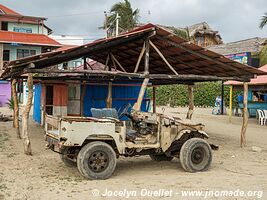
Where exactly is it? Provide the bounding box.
[46,10,106,18]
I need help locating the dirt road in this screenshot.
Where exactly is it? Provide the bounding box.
[0,107,266,200]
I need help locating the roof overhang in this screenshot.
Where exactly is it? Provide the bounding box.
[1,24,266,84]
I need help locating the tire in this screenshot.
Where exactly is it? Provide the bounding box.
[179,138,212,172]
[77,141,117,180]
[149,154,174,161]
[60,150,76,167]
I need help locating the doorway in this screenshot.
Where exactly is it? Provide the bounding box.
[45,85,53,115]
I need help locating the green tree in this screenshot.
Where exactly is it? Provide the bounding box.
[259,12,267,29]
[105,0,140,36]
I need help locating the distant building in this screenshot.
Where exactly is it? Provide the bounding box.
[49,35,85,69]
[158,22,223,47]
[0,4,61,106]
[208,37,267,68]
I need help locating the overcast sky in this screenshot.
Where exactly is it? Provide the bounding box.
[2,0,267,43]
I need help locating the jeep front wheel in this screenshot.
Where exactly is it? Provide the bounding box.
[77,141,117,180]
[180,138,212,172]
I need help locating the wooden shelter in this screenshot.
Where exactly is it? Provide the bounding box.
[1,23,266,152]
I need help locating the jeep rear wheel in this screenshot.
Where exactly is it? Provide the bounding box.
[149,154,173,161]
[180,138,212,172]
[77,141,117,180]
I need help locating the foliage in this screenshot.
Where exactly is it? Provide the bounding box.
[259,12,267,29]
[6,98,14,111]
[148,82,242,108]
[173,28,189,40]
[259,45,267,66]
[105,0,140,36]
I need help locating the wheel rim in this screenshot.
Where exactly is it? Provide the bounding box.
[191,147,205,164]
[88,150,109,173]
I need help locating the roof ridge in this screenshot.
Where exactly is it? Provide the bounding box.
[0,4,21,15]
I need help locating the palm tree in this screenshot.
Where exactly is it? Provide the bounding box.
[259,12,267,29]
[105,0,140,36]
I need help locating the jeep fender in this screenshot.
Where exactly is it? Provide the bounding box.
[175,129,209,141]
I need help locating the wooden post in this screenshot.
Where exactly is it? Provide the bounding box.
[106,81,112,108]
[11,79,21,139]
[80,81,86,116]
[221,81,224,115]
[144,39,150,74]
[21,74,33,155]
[229,85,233,123]
[241,82,248,148]
[152,86,156,113]
[0,43,3,70]
[134,78,149,111]
[186,85,194,120]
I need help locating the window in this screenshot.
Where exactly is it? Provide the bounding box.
[3,50,10,61]
[73,61,82,68]
[68,86,77,100]
[17,49,36,59]
[1,22,8,31]
[13,27,32,33]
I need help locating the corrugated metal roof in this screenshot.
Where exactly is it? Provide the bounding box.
[1,23,266,83]
[225,65,267,86]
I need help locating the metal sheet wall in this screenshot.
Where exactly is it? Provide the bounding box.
[83,82,150,117]
[33,83,42,124]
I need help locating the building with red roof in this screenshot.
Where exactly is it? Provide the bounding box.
[0,4,61,106]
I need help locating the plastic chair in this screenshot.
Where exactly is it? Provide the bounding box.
[256,110,266,126]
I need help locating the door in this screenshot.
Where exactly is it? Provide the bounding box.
[45,85,53,115]
[33,84,42,124]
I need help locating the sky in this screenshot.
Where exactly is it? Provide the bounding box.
[2,0,267,43]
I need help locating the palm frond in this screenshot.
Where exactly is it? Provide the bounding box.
[259,12,267,29]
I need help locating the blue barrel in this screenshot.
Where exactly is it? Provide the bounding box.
[264,94,267,101]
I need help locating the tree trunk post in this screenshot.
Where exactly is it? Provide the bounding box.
[186,85,194,120]
[22,73,33,155]
[241,82,248,148]
[106,81,112,108]
[11,79,21,139]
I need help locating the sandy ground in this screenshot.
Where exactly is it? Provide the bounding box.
[0,106,266,200]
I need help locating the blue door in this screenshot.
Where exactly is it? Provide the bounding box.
[33,84,42,124]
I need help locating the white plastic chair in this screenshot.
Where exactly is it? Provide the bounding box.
[262,110,267,125]
[256,110,266,126]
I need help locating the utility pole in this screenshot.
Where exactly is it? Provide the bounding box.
[115,13,119,36]
[104,11,108,38]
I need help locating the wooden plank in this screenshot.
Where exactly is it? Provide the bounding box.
[149,40,178,75]
[104,54,110,71]
[110,53,127,72]
[134,41,145,73]
[144,39,150,74]
[241,82,248,148]
[134,78,149,111]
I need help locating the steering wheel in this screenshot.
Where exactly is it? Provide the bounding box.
[119,103,133,119]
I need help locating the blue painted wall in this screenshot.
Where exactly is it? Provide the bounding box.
[83,82,150,118]
[238,90,267,117]
[33,84,42,124]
